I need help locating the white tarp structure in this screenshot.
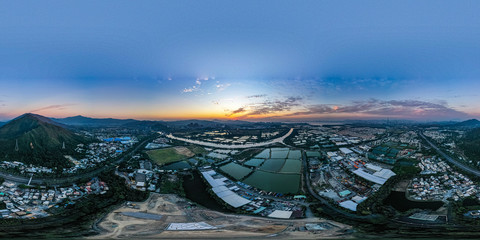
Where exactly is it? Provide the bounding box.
[201,170,228,187]
[212,185,251,208]
[373,168,396,179]
[353,166,396,185]
[267,210,292,219]
[365,163,382,172]
[166,222,216,230]
[339,147,353,155]
[339,200,358,211]
[201,170,251,208]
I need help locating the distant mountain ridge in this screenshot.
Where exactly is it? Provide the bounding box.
[0,113,86,168]
[51,115,264,129]
[52,115,138,127]
[454,119,480,128]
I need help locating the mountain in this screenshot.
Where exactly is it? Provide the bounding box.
[52,115,138,127]
[454,119,480,128]
[0,122,4,127]
[0,113,87,168]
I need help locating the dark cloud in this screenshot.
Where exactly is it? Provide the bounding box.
[227,96,302,118]
[226,107,247,117]
[288,99,468,119]
[247,94,267,99]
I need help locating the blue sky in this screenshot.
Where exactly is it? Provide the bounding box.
[0,1,479,121]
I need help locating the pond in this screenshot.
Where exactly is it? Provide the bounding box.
[160,161,191,170]
[279,159,302,173]
[182,171,231,213]
[259,159,285,172]
[219,162,252,180]
[243,171,300,193]
[383,191,444,212]
[244,158,265,167]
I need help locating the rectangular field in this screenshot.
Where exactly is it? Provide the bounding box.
[243,171,300,193]
[259,159,285,172]
[244,158,265,167]
[255,149,271,159]
[220,162,253,180]
[279,159,302,173]
[270,150,289,159]
[147,147,192,165]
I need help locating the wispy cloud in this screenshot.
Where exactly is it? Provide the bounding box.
[247,94,267,99]
[182,77,213,93]
[215,83,231,92]
[226,107,247,117]
[182,86,199,93]
[226,96,303,118]
[31,104,75,113]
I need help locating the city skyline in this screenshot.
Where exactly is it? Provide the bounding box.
[1,1,480,121]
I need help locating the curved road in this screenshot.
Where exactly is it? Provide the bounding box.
[0,137,152,185]
[419,132,480,177]
[166,128,294,149]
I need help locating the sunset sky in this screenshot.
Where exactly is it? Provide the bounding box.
[1,1,480,121]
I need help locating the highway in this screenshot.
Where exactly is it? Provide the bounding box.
[0,137,152,186]
[419,132,480,177]
[166,128,294,149]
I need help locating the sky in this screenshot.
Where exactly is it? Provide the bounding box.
[1,0,480,121]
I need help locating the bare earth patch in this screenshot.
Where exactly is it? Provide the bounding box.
[90,193,353,239]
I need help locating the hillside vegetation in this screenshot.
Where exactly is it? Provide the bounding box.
[0,113,87,169]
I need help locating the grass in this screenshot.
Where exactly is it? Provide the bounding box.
[187,145,207,155]
[147,147,189,165]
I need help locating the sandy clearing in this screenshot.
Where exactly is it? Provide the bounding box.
[90,193,353,239]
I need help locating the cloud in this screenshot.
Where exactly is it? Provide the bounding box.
[226,96,303,118]
[247,94,267,99]
[226,107,247,117]
[288,99,469,119]
[216,83,231,92]
[182,86,199,93]
[182,77,212,93]
[30,104,75,113]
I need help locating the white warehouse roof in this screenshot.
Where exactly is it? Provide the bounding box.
[268,210,293,219]
[353,169,388,185]
[339,200,358,211]
[339,148,353,155]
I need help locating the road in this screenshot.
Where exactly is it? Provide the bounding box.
[0,137,152,186]
[166,128,294,149]
[419,132,480,177]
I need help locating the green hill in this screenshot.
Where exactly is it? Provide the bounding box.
[0,113,87,169]
[459,127,480,166]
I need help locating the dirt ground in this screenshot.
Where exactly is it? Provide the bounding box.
[90,193,353,239]
[393,179,411,192]
[173,146,195,158]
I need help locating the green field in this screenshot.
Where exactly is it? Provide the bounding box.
[147,148,189,165]
[187,145,207,155]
